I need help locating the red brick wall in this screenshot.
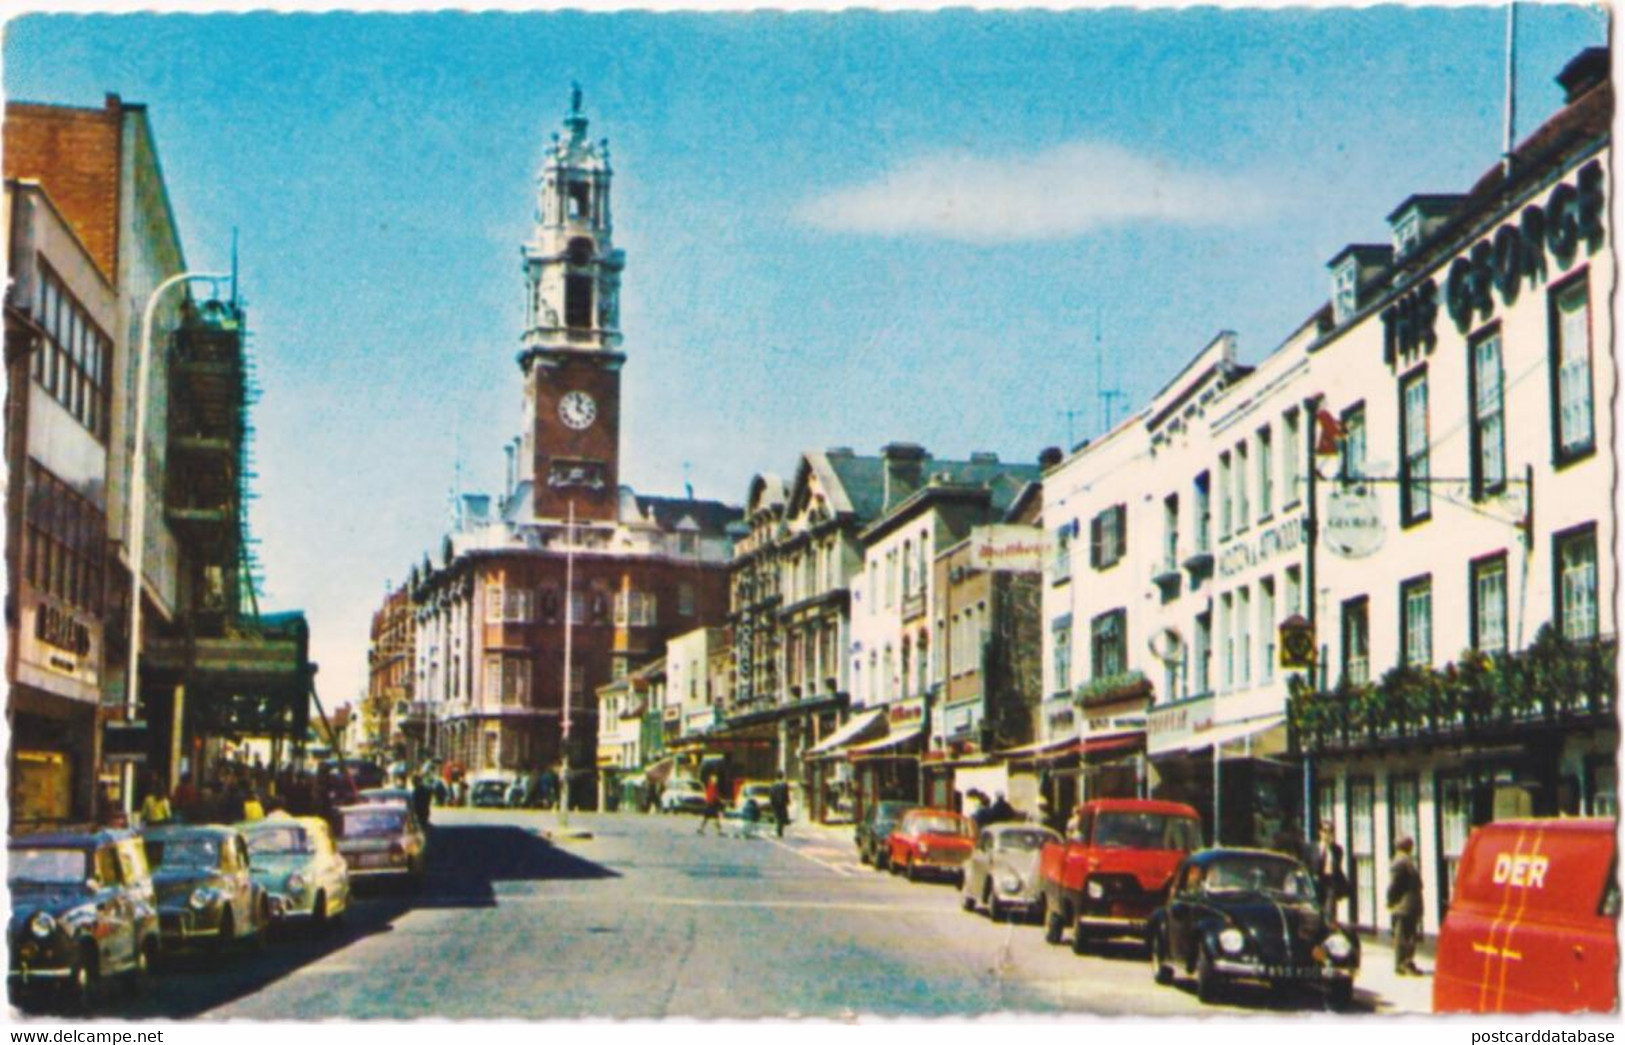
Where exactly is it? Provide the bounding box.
[4,99,122,283]
[530,355,621,523]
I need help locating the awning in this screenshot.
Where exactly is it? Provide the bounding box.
[806,708,886,758]
[645,757,674,787]
[1080,731,1145,759]
[998,735,1078,761]
[1149,714,1286,759]
[998,731,1144,764]
[848,721,925,758]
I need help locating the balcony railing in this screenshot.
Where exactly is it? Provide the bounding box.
[1289,627,1616,754]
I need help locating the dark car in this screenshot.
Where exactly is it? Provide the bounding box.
[855,800,919,871]
[335,803,427,886]
[1147,848,1360,1008]
[8,829,162,1009]
[142,824,272,952]
[321,759,386,791]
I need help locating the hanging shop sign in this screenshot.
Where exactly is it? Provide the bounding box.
[1278,614,1316,669]
[1323,485,1385,559]
[1218,514,1305,579]
[966,525,1049,574]
[889,697,925,729]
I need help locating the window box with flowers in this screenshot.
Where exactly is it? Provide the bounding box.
[1073,670,1153,710]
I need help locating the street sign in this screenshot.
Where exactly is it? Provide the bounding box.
[1278,615,1315,669]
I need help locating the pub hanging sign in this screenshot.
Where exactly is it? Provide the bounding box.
[1383,159,1606,371]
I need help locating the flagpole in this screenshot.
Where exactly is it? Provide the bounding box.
[559,501,575,829]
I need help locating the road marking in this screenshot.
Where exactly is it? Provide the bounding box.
[767,836,857,877]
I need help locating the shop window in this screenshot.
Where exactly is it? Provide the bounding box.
[1470,553,1508,654]
[1389,773,1422,863]
[1469,328,1506,498]
[1549,275,1594,464]
[1401,575,1433,668]
[1436,770,1471,913]
[1400,369,1431,525]
[1341,596,1370,686]
[1554,523,1599,641]
[1348,776,1377,929]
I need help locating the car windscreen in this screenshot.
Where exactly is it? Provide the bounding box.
[995,829,1054,852]
[360,790,410,806]
[342,810,406,837]
[910,816,970,837]
[1202,857,1316,900]
[9,847,88,884]
[1093,812,1201,851]
[244,827,313,855]
[148,837,220,869]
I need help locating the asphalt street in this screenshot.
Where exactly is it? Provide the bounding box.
[54,808,1389,1019]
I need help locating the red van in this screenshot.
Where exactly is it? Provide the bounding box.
[1434,818,1618,1014]
[1037,798,1203,953]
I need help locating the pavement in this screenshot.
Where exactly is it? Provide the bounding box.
[26,807,1436,1019]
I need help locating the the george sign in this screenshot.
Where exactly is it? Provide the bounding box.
[1278,614,1316,669]
[966,525,1048,573]
[1323,485,1385,559]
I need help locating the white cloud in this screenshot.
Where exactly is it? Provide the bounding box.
[796,141,1275,244]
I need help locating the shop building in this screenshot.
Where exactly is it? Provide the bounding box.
[366,581,418,764]
[1292,48,1614,937]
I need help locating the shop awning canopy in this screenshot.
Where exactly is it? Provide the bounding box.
[645,757,675,787]
[847,720,925,758]
[998,735,1078,761]
[1149,714,1286,759]
[998,730,1143,763]
[806,708,886,758]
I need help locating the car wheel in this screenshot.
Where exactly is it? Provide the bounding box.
[961,888,977,912]
[1327,979,1354,1011]
[1071,921,1092,955]
[1043,902,1065,946]
[1150,932,1174,986]
[1195,949,1222,1004]
[63,944,96,1014]
[313,891,329,932]
[905,857,918,882]
[210,908,236,956]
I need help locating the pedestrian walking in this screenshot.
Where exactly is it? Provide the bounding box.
[769,776,790,838]
[412,774,433,827]
[1311,819,1348,918]
[1387,837,1425,975]
[139,773,173,827]
[697,776,724,836]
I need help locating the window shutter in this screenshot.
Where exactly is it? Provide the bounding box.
[1114,505,1128,561]
[1090,515,1103,569]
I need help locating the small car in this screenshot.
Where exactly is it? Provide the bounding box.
[962,822,1061,922]
[733,781,780,820]
[142,824,272,952]
[1147,848,1359,1008]
[1434,818,1618,1014]
[358,787,415,811]
[469,775,514,808]
[336,803,427,885]
[660,778,708,815]
[239,814,351,930]
[321,758,386,790]
[855,800,918,870]
[887,809,975,883]
[8,829,162,1009]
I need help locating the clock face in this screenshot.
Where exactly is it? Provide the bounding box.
[559,390,597,430]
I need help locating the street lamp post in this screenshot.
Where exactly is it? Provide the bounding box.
[123,271,225,818]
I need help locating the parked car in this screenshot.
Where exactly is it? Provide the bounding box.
[733,781,779,820]
[660,778,708,815]
[469,773,515,809]
[358,787,415,811]
[887,809,975,883]
[141,824,272,953]
[1038,798,1202,954]
[1147,847,1359,1007]
[855,800,918,869]
[1434,818,1618,1014]
[8,829,161,1009]
[336,803,427,886]
[239,814,350,931]
[321,758,386,790]
[962,823,1061,922]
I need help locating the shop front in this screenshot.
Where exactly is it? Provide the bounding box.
[804,707,885,823]
[1148,699,1297,849]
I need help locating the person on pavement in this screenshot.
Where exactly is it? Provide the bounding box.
[1311,819,1349,919]
[1387,836,1425,976]
[413,774,433,826]
[986,792,1016,824]
[697,777,724,836]
[769,777,790,838]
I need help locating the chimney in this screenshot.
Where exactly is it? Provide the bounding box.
[826,446,855,459]
[881,442,927,508]
[1557,47,1609,105]
[1038,446,1064,469]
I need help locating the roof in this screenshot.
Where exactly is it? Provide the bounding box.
[632,494,742,536]
[1075,798,1201,817]
[9,828,136,848]
[141,824,239,840]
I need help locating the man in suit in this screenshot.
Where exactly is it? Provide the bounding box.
[1387,837,1425,975]
[1311,819,1347,917]
[769,776,791,838]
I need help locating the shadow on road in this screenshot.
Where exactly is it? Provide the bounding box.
[10,823,619,1021]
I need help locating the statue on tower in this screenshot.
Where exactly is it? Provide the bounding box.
[571,81,583,116]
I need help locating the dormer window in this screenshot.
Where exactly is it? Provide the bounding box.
[1393,210,1422,258]
[1332,259,1359,325]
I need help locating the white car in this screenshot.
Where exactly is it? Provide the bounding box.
[239,814,350,929]
[660,778,708,814]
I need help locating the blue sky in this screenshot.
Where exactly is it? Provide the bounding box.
[4,6,1606,708]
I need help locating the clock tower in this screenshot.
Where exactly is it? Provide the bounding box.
[520,85,626,524]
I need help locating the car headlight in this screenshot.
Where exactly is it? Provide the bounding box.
[1324,932,1353,960]
[27,911,56,939]
[286,873,307,895]
[919,842,931,856]
[189,887,221,910]
[998,872,1022,893]
[1218,928,1246,955]
[1086,879,1105,900]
